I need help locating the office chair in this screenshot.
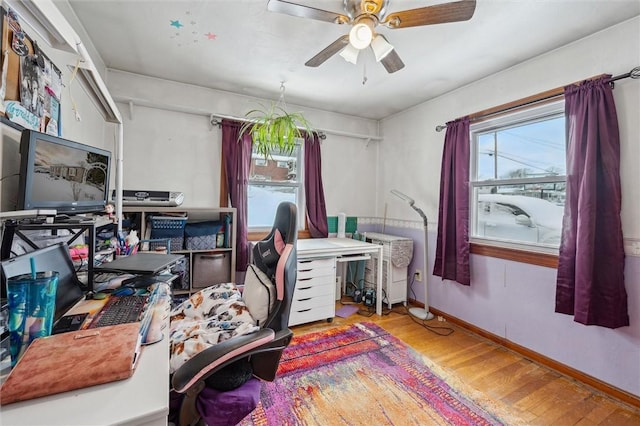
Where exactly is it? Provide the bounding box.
[170,202,298,426]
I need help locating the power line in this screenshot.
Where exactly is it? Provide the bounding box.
[479,150,562,174]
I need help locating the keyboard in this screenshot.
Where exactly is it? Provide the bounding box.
[89,295,147,328]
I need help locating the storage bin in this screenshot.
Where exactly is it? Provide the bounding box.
[148,216,188,230]
[184,221,222,250]
[149,216,187,251]
[148,229,184,251]
[192,252,231,288]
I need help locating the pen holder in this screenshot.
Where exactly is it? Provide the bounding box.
[7,272,59,366]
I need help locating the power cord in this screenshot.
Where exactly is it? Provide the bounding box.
[404,274,455,336]
[0,173,19,182]
[340,281,360,304]
[340,272,455,335]
[356,306,374,317]
[407,307,455,336]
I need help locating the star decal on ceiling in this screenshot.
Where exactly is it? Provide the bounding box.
[170,20,183,29]
[205,32,217,40]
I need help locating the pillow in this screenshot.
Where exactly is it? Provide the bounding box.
[243,264,276,327]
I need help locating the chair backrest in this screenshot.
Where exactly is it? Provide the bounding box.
[251,201,297,332]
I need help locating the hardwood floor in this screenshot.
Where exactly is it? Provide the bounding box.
[291,302,640,425]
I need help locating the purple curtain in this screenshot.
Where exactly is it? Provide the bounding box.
[304,132,328,238]
[433,117,471,286]
[555,77,628,328]
[221,119,252,272]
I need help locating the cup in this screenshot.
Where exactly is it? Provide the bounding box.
[7,271,59,366]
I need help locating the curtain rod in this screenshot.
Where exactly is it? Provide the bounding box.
[113,96,383,143]
[209,115,385,143]
[435,66,640,132]
[209,114,326,140]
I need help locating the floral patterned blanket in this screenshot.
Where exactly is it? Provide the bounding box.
[169,283,259,373]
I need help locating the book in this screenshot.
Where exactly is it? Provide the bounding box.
[0,322,141,405]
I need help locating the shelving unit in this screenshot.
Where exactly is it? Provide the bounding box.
[122,207,236,295]
[363,232,412,308]
[0,220,97,290]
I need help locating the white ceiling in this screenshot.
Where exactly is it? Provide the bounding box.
[66,0,640,120]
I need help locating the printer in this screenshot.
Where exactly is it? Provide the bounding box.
[112,190,184,207]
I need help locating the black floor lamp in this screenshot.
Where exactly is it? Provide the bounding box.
[391,190,435,321]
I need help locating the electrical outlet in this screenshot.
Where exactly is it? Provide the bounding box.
[414,270,422,282]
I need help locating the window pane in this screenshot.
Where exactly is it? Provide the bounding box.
[250,147,298,183]
[473,184,564,246]
[476,115,565,181]
[248,185,297,228]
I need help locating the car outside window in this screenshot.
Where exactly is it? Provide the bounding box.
[470,102,566,251]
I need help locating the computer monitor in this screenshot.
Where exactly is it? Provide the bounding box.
[17,130,112,215]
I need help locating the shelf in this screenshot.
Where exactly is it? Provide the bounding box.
[173,247,233,254]
[121,207,237,296]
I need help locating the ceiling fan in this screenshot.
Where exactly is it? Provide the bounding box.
[267,0,477,73]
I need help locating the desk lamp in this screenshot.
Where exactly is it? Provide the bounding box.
[390,189,435,321]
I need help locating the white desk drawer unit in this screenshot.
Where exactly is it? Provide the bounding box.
[289,257,336,326]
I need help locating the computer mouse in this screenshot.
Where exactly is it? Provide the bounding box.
[113,286,135,296]
[93,292,108,300]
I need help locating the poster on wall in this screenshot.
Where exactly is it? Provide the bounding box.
[1,5,63,135]
[19,55,43,116]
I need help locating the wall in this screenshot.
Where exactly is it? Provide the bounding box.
[378,18,640,397]
[13,0,635,398]
[0,0,116,212]
[105,70,379,215]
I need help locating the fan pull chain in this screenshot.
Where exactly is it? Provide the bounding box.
[279,81,288,110]
[362,62,368,85]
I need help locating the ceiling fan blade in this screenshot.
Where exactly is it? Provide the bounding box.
[267,0,350,25]
[305,35,350,67]
[380,49,405,73]
[381,0,476,29]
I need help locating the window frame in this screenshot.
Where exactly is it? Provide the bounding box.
[220,141,311,241]
[247,141,306,233]
[469,100,566,262]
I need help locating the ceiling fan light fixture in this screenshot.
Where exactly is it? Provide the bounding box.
[349,22,373,49]
[371,34,394,62]
[339,43,360,64]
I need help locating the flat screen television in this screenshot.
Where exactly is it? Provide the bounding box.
[17,130,112,214]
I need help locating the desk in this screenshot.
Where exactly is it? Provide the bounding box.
[0,315,170,425]
[297,238,384,316]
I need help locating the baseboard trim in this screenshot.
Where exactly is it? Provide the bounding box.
[416,303,640,409]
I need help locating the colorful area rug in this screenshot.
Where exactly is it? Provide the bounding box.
[240,322,513,425]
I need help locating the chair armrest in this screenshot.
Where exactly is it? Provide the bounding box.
[250,328,294,381]
[267,329,293,348]
[172,328,275,393]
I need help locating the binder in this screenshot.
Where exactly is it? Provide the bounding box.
[0,323,142,405]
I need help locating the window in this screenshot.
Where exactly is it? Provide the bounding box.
[247,143,305,230]
[470,102,566,251]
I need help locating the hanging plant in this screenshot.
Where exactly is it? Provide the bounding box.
[239,83,316,159]
[239,103,315,158]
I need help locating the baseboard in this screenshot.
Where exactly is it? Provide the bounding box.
[411,301,640,409]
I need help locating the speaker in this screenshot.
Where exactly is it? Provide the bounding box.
[353,289,362,303]
[363,288,376,307]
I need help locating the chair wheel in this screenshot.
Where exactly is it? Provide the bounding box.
[327,318,333,323]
